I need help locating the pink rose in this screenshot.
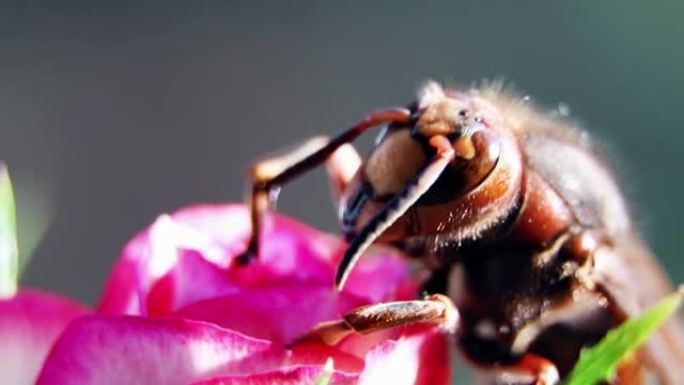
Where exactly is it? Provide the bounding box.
[35,204,450,385]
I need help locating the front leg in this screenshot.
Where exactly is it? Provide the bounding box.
[481,354,559,385]
[236,108,412,264]
[299,294,559,385]
[239,136,330,264]
[297,294,459,346]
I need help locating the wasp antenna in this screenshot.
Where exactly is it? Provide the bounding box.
[336,136,455,290]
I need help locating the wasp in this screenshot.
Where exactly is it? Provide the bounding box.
[236,81,684,384]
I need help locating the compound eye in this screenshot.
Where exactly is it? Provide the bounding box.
[460,130,500,190]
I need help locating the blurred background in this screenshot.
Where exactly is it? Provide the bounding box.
[1,2,683,310]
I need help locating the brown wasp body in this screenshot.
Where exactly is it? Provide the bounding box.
[239,82,684,384]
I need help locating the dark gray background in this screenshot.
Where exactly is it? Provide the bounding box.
[1,2,683,306]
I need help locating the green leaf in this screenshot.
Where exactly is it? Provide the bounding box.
[0,163,19,298]
[13,180,53,274]
[565,289,683,385]
[314,358,334,385]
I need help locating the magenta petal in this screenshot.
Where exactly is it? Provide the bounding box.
[190,365,358,385]
[145,249,238,316]
[175,284,366,345]
[98,204,340,315]
[98,211,232,315]
[161,204,341,284]
[98,204,416,317]
[36,316,286,385]
[340,248,418,303]
[0,289,89,385]
[358,329,450,385]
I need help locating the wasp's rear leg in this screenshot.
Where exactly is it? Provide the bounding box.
[296,294,459,346]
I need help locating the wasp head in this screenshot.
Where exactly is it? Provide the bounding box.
[339,81,520,249]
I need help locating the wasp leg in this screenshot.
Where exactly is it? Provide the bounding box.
[236,108,412,265]
[296,294,458,346]
[335,135,456,288]
[325,143,361,200]
[482,354,559,385]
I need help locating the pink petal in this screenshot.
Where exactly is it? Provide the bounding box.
[174,284,366,345]
[191,329,451,385]
[36,316,286,385]
[98,204,340,315]
[340,247,419,303]
[358,328,450,385]
[168,204,341,284]
[190,365,358,385]
[98,204,416,317]
[288,342,365,373]
[145,249,238,317]
[0,289,89,385]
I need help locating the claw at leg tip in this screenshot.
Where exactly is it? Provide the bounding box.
[235,250,255,266]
